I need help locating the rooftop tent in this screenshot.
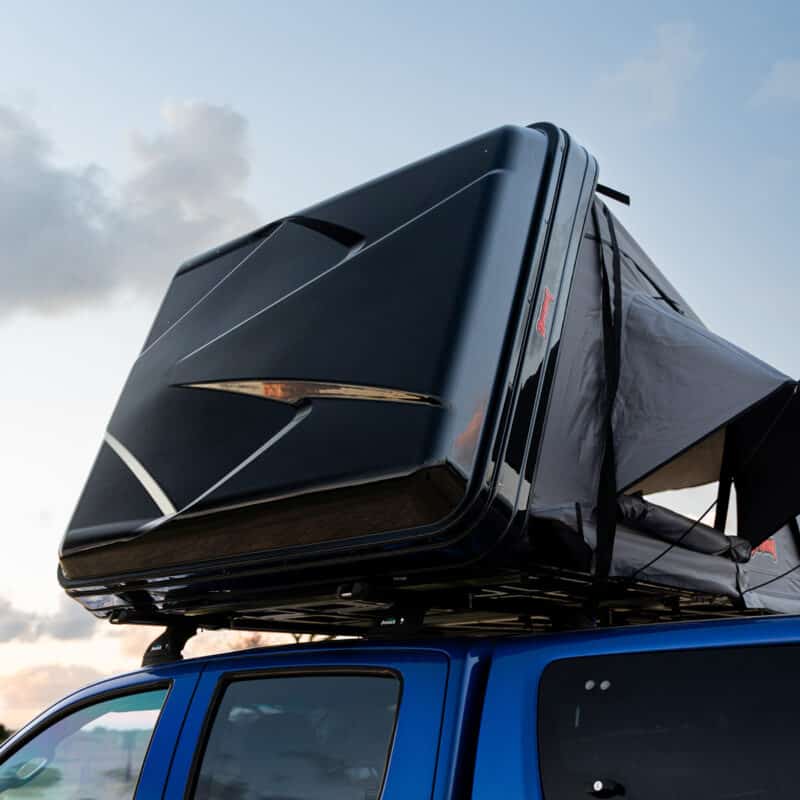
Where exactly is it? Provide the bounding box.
[529,198,800,554]
[57,121,800,633]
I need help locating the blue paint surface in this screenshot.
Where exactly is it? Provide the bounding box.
[4,615,800,799]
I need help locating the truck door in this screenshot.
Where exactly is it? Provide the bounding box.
[164,646,449,800]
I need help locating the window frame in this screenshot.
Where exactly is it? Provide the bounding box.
[184,666,403,800]
[0,679,171,799]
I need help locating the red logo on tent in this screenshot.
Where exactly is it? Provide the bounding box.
[752,539,778,561]
[536,288,555,338]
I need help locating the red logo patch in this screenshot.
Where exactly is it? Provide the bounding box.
[752,538,778,561]
[536,287,555,338]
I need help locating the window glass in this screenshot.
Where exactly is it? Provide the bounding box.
[193,674,400,800]
[538,645,800,799]
[0,687,167,799]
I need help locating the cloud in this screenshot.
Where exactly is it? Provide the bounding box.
[0,596,336,657]
[0,664,104,729]
[753,59,800,105]
[111,624,295,662]
[0,631,339,728]
[184,630,294,658]
[0,596,97,643]
[592,22,703,127]
[0,101,259,318]
[0,599,29,642]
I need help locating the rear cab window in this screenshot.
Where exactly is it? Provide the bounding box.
[538,644,800,799]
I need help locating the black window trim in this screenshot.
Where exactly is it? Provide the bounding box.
[0,679,172,799]
[184,666,404,800]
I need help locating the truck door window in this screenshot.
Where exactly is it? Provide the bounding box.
[0,686,168,798]
[538,645,800,799]
[191,673,400,800]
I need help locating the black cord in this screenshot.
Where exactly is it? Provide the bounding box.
[626,499,718,584]
[741,559,800,595]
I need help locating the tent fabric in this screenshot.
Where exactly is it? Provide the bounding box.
[530,199,796,551]
[613,291,788,492]
[617,494,751,562]
[628,428,725,496]
[593,202,623,582]
[740,523,800,613]
[532,503,800,614]
[530,216,607,510]
[730,385,800,543]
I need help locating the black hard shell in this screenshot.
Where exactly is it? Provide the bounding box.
[60,124,596,627]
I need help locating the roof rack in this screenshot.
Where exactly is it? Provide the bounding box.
[118,566,774,666]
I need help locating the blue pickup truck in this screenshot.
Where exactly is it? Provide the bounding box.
[6,123,800,798]
[2,615,799,798]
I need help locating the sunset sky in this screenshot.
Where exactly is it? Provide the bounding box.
[1,1,798,727]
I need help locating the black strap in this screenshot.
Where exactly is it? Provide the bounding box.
[789,517,800,553]
[575,502,585,540]
[593,203,623,583]
[714,441,734,532]
[596,183,631,206]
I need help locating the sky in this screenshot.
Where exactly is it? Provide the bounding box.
[0,1,798,727]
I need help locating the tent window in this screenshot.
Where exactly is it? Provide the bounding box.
[627,428,726,497]
[623,427,740,537]
[637,482,738,537]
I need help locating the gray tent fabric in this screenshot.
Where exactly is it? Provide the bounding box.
[531,199,793,524]
[613,291,788,493]
[529,216,607,510]
[528,196,800,608]
[616,494,750,561]
[532,503,800,613]
[740,523,800,613]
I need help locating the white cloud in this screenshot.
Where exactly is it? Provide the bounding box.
[753,59,800,105]
[0,101,259,318]
[0,598,29,642]
[592,22,703,127]
[0,630,338,729]
[0,664,103,729]
[0,596,97,643]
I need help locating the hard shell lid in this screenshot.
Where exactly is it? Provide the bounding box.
[61,124,565,580]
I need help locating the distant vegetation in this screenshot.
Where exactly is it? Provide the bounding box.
[0,723,11,743]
